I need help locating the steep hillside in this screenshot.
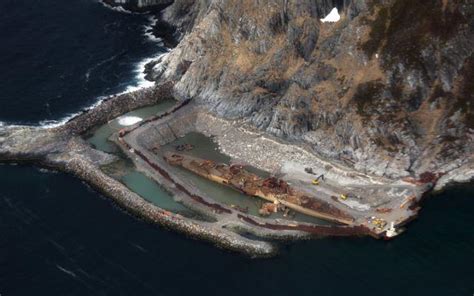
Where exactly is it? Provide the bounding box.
[141,0,473,181]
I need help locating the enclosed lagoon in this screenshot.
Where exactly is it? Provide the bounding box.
[87,99,176,153]
[86,99,192,215]
[87,104,333,225]
[161,132,334,225]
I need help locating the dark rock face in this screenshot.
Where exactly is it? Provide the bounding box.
[152,0,473,178]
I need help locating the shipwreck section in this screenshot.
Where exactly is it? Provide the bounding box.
[164,152,354,225]
[0,81,467,257]
[1,0,472,256]
[112,99,431,240]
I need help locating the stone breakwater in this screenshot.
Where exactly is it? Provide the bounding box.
[0,82,472,256]
[0,84,278,257]
[59,152,277,258]
[63,82,174,135]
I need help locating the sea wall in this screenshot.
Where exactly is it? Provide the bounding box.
[49,148,278,258]
[0,79,469,256]
[63,82,174,135]
[0,86,280,258]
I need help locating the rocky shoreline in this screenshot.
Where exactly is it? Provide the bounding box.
[0,82,472,257]
[0,0,472,257]
[0,85,278,257]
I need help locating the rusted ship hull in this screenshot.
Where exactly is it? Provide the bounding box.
[164,152,355,225]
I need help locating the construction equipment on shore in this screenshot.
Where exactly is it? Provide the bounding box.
[311,174,325,186]
[339,194,348,200]
[368,216,387,230]
[164,152,355,225]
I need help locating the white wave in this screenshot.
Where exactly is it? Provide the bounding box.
[56,265,78,278]
[37,167,58,174]
[123,52,167,93]
[37,96,108,129]
[144,15,164,44]
[117,115,143,126]
[144,30,163,44]
[98,0,135,14]
[4,13,172,130]
[85,53,122,82]
[321,7,340,23]
[35,51,169,129]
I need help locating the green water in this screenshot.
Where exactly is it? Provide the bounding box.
[87,106,332,225]
[164,132,270,177]
[121,171,189,213]
[162,132,332,225]
[87,100,190,214]
[87,100,176,153]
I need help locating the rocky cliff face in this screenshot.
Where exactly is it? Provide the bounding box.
[149,0,473,179]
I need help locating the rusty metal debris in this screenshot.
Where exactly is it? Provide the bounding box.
[259,203,278,216]
[175,143,194,152]
[164,152,355,225]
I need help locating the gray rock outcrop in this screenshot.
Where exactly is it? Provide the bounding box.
[149,0,473,181]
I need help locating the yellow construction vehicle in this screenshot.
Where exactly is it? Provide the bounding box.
[311,174,325,186]
[370,217,387,230]
[340,194,348,200]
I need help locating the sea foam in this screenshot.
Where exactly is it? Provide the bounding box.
[98,0,135,14]
[144,15,164,44]
[13,4,170,130]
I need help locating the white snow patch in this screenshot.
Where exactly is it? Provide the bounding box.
[117,116,143,126]
[320,8,340,23]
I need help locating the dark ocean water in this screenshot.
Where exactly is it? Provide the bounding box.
[0,1,473,296]
[0,166,473,296]
[0,0,164,125]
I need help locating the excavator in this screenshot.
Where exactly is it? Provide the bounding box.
[339,194,348,200]
[311,174,325,186]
